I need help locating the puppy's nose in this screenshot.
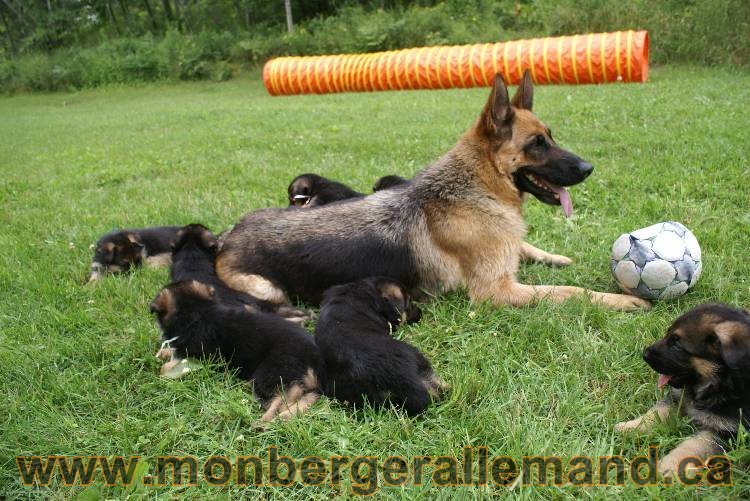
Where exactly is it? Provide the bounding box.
[577,162,594,179]
[643,346,655,362]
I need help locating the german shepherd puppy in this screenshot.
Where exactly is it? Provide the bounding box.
[615,304,750,476]
[315,277,444,416]
[217,71,649,311]
[287,173,363,207]
[373,175,408,192]
[88,226,179,282]
[150,280,324,422]
[169,223,311,323]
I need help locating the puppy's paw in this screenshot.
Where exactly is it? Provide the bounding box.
[545,254,573,267]
[425,374,449,400]
[251,420,271,431]
[614,419,642,433]
[155,347,175,361]
[276,306,315,322]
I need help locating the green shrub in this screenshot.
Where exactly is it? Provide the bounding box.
[1,0,747,93]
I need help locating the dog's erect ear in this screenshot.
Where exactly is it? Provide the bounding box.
[714,321,750,370]
[126,233,144,249]
[511,69,534,111]
[479,73,514,139]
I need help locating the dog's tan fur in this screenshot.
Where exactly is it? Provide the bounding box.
[217,72,649,312]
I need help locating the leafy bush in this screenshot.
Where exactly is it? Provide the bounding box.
[1,0,747,93]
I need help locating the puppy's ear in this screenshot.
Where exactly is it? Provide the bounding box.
[99,241,115,262]
[171,229,185,250]
[377,281,409,327]
[126,233,144,249]
[511,69,534,111]
[150,289,175,318]
[200,227,218,251]
[188,280,215,301]
[715,321,750,369]
[479,73,514,140]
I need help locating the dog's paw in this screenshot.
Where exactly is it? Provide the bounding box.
[600,293,652,312]
[545,254,573,267]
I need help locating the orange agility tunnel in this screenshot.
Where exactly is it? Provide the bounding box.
[263,30,648,95]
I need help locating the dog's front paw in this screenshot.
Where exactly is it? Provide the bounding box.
[599,293,652,312]
[546,254,573,267]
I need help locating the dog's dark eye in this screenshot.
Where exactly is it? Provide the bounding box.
[534,135,548,149]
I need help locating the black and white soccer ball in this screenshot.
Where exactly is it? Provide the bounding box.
[611,221,702,300]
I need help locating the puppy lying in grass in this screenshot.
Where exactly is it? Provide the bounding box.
[372,175,408,192]
[151,280,324,423]
[88,226,179,282]
[287,173,363,207]
[616,303,750,477]
[287,173,408,208]
[315,277,446,416]
[169,223,311,324]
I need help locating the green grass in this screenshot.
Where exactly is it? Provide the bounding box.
[1,65,749,499]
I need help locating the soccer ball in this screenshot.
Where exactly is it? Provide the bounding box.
[611,222,702,300]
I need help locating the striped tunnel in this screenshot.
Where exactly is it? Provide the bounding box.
[262,30,648,95]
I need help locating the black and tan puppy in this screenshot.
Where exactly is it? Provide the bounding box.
[372,175,408,192]
[218,71,648,311]
[88,226,180,282]
[151,280,324,423]
[287,173,363,207]
[315,277,444,416]
[616,303,750,476]
[170,223,310,323]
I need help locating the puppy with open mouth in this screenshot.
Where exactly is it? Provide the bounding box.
[88,226,180,282]
[616,303,750,477]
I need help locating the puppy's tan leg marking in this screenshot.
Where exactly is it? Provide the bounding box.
[615,400,672,433]
[521,242,572,267]
[258,395,285,423]
[155,347,175,361]
[159,358,186,377]
[258,383,305,423]
[277,392,320,420]
[145,252,172,269]
[222,273,289,305]
[658,431,724,477]
[473,277,651,312]
[424,375,449,400]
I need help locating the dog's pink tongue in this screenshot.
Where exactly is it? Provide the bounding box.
[657,374,672,389]
[549,185,573,217]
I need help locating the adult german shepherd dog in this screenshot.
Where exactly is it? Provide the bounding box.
[217,71,650,311]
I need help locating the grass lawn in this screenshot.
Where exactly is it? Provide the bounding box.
[1,65,749,499]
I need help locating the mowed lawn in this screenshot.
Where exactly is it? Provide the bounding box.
[1,66,749,499]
